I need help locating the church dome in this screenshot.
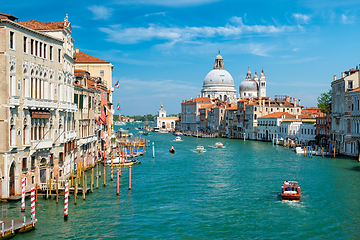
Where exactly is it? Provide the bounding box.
[203,69,234,87]
[239,78,258,92]
[260,69,265,78]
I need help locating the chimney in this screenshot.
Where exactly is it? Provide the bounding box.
[294,98,297,107]
[298,99,301,106]
[75,48,79,54]
[342,72,345,78]
[333,75,337,81]
[290,97,293,103]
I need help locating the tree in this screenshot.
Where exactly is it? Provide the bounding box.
[317,90,332,114]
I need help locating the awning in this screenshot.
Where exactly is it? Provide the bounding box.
[30,110,50,119]
[95,117,101,125]
[99,116,107,125]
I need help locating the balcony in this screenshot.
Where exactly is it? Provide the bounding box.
[79,135,96,145]
[31,138,52,150]
[65,130,77,141]
[24,98,58,110]
[59,101,77,112]
[9,96,20,107]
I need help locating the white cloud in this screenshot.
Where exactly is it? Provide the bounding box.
[292,13,310,24]
[88,5,113,20]
[114,0,221,7]
[144,12,167,17]
[341,14,355,24]
[99,17,297,44]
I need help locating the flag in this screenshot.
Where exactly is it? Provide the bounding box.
[113,80,119,89]
[116,103,120,111]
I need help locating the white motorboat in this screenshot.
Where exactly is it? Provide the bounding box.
[196,146,205,153]
[175,136,182,141]
[114,121,126,126]
[215,142,223,148]
[294,146,304,154]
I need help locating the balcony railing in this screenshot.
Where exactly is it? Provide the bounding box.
[9,96,20,106]
[65,130,77,141]
[24,98,58,109]
[59,101,77,112]
[79,135,96,145]
[31,138,52,150]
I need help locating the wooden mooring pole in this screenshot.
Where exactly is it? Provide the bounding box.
[56,175,59,204]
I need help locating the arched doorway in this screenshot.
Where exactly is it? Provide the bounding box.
[9,162,15,196]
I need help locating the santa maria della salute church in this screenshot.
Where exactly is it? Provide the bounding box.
[201,51,267,102]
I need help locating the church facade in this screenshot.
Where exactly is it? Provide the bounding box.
[201,52,267,103]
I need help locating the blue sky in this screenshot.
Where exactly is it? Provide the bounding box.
[4,0,360,116]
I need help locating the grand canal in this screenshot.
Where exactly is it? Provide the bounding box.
[5,124,360,239]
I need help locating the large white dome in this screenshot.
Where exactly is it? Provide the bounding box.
[239,79,258,92]
[203,69,235,87]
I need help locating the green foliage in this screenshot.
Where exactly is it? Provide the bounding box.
[317,90,332,114]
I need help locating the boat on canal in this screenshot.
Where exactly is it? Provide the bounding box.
[169,146,176,153]
[281,181,301,201]
[175,136,182,141]
[196,146,205,153]
[215,142,223,148]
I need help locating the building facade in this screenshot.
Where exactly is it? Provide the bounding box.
[0,13,76,198]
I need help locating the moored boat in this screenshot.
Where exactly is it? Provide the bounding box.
[281,181,301,201]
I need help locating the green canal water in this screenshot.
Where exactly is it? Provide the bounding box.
[5,125,360,239]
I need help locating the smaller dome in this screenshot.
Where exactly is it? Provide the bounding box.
[260,69,265,78]
[216,54,223,60]
[240,79,258,92]
[247,67,251,76]
[254,71,258,79]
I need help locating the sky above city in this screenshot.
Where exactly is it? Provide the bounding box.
[3,0,360,116]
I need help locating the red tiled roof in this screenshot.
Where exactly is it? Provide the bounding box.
[18,20,69,30]
[303,107,320,110]
[183,97,211,104]
[348,87,360,93]
[74,50,109,64]
[259,112,296,119]
[226,106,237,111]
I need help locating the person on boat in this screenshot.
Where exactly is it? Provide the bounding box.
[170,146,175,152]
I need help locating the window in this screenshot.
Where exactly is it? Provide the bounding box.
[58,49,61,62]
[31,156,35,170]
[31,39,34,55]
[22,158,27,170]
[100,70,104,77]
[39,42,42,57]
[50,46,53,60]
[88,96,91,109]
[35,40,38,56]
[44,44,47,59]
[9,31,14,49]
[23,36,27,53]
[348,81,353,89]
[59,152,63,165]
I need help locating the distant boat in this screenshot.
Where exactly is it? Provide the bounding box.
[281,181,301,201]
[114,121,126,126]
[196,146,205,153]
[215,142,223,148]
[175,136,182,141]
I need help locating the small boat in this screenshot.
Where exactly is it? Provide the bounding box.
[169,147,176,153]
[196,146,205,153]
[294,146,304,154]
[281,181,301,201]
[114,121,126,126]
[215,142,223,148]
[175,136,182,141]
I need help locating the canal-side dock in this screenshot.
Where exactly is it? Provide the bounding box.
[0,217,36,239]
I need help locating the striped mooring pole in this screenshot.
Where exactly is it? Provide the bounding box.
[111,152,114,181]
[31,187,35,223]
[21,178,25,211]
[64,182,68,221]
